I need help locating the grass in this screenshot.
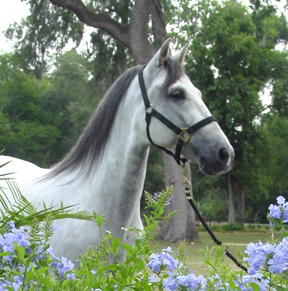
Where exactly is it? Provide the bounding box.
[150,229,283,276]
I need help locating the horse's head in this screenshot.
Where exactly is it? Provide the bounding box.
[140,39,234,176]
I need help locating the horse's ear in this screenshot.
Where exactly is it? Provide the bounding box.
[158,38,171,66]
[172,44,188,65]
[147,38,171,68]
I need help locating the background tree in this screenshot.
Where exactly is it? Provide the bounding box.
[42,50,96,164]
[0,54,60,165]
[174,0,288,224]
[5,0,84,79]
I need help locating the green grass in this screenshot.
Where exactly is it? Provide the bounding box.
[150,230,283,275]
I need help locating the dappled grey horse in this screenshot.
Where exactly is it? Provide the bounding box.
[0,39,234,263]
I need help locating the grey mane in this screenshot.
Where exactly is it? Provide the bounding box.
[48,58,184,178]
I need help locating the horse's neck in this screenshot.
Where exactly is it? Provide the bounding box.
[56,83,149,229]
[89,88,148,223]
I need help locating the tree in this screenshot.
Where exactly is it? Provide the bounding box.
[0,54,60,166]
[5,1,84,79]
[42,50,98,164]
[6,0,199,242]
[174,0,288,223]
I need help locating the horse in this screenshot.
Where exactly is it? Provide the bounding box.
[0,39,234,264]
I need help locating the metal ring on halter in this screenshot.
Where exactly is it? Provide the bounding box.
[145,103,154,112]
[178,128,193,144]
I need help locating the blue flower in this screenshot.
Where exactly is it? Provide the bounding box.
[147,247,178,273]
[52,222,62,232]
[163,270,178,290]
[148,274,159,282]
[277,196,286,205]
[244,241,274,275]
[49,256,75,280]
[268,204,281,220]
[147,253,162,273]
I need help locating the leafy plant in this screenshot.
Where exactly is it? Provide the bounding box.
[1,167,288,291]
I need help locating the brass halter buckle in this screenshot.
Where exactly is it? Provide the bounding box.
[178,128,192,144]
[181,163,192,200]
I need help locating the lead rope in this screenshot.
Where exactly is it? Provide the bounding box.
[181,163,249,273]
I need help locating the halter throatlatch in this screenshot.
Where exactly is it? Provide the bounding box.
[138,66,217,165]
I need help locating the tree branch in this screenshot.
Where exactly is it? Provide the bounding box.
[129,0,155,63]
[151,0,167,48]
[49,0,131,50]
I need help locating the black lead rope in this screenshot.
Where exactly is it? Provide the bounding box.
[185,190,248,273]
[138,66,248,274]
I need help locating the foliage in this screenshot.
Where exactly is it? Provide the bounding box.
[171,0,288,222]
[0,54,60,166]
[41,50,98,164]
[4,0,84,78]
[1,169,288,290]
[0,219,75,290]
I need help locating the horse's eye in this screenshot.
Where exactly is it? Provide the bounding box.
[170,90,185,99]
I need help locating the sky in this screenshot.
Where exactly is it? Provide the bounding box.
[0,0,29,53]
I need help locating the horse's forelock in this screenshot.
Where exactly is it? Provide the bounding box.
[162,58,185,93]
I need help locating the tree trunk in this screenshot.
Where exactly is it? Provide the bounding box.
[236,188,245,224]
[227,172,235,224]
[155,153,200,242]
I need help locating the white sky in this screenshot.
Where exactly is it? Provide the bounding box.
[0,0,29,53]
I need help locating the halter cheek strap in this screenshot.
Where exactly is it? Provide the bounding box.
[138,66,217,165]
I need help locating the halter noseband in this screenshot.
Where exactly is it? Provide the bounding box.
[138,66,217,165]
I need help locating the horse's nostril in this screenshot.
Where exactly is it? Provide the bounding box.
[218,148,229,164]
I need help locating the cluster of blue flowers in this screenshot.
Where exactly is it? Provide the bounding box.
[146,196,288,291]
[241,196,288,283]
[268,195,288,227]
[147,246,273,291]
[244,238,288,276]
[0,221,75,290]
[211,273,270,291]
[147,246,207,291]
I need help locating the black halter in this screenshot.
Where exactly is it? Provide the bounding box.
[138,66,217,165]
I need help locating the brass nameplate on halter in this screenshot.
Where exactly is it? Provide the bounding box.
[178,128,192,144]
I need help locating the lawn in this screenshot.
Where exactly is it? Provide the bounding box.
[150,229,283,276]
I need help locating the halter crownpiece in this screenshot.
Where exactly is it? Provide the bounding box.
[138,66,217,165]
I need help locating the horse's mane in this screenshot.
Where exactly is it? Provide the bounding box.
[48,58,184,178]
[48,65,143,178]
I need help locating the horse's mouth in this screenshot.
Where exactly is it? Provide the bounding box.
[198,159,232,176]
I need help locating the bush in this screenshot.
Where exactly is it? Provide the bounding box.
[1,186,288,290]
[221,223,245,232]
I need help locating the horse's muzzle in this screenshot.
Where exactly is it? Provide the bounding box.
[198,146,234,176]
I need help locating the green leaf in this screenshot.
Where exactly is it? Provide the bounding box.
[16,245,25,262]
[121,242,133,254]
[40,277,53,288]
[249,282,261,291]
[61,279,72,288]
[26,269,36,281]
[134,258,146,273]
[36,266,50,275]
[0,251,12,257]
[111,237,120,254]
